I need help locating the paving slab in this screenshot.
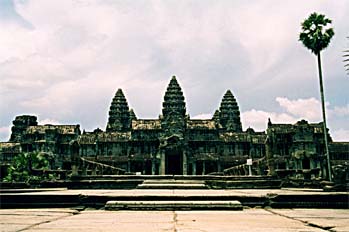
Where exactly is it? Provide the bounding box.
[269,209,349,232]
[175,210,325,232]
[0,209,77,232]
[4,188,346,197]
[1,208,348,232]
[2,188,347,209]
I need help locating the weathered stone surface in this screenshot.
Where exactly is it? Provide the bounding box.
[1,188,348,209]
[106,88,132,132]
[137,179,207,189]
[105,200,243,210]
[1,208,348,232]
[218,90,242,132]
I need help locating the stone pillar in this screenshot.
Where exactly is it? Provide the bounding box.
[217,160,221,172]
[191,160,196,176]
[127,160,131,173]
[182,151,187,175]
[202,161,206,175]
[151,159,156,175]
[82,165,87,176]
[71,165,78,176]
[310,159,316,169]
[160,151,166,175]
[266,138,275,176]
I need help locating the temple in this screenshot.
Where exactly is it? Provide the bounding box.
[1,76,348,178]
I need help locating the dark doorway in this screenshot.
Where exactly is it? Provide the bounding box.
[144,160,152,175]
[165,149,182,175]
[302,158,310,169]
[196,161,203,175]
[205,161,218,174]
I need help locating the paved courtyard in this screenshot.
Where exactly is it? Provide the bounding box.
[0,208,348,232]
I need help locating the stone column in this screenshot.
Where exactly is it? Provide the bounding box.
[71,165,78,176]
[202,161,206,175]
[266,137,275,176]
[217,160,221,172]
[127,160,131,173]
[182,151,187,175]
[160,151,166,175]
[192,161,196,175]
[151,159,156,175]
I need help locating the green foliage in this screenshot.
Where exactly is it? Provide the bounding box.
[3,152,56,183]
[299,12,334,55]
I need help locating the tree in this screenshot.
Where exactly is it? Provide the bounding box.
[299,12,334,181]
[4,152,55,182]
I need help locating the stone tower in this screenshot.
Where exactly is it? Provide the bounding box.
[160,76,188,175]
[129,109,137,121]
[218,90,242,132]
[106,89,131,132]
[9,115,38,142]
[161,76,187,134]
[162,76,186,119]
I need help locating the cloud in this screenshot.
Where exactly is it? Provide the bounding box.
[331,129,349,142]
[242,97,349,141]
[242,109,297,131]
[332,104,349,117]
[38,118,60,125]
[0,1,348,143]
[275,97,322,121]
[191,113,212,119]
[0,126,11,142]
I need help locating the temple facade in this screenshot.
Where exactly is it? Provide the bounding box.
[1,76,348,177]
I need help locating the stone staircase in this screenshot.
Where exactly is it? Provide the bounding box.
[137,179,208,189]
[105,178,243,210]
[105,200,242,210]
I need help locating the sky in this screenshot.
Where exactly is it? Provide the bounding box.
[0,0,348,142]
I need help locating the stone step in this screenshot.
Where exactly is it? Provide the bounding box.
[2,190,348,209]
[137,179,208,189]
[206,179,282,189]
[73,175,278,181]
[105,200,243,210]
[137,183,208,189]
[142,180,206,184]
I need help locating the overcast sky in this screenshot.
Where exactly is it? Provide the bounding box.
[0,0,348,141]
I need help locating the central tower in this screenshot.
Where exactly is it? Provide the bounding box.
[162,76,186,132]
[159,76,188,175]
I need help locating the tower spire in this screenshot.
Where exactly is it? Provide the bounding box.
[162,76,186,118]
[218,90,242,132]
[106,89,131,132]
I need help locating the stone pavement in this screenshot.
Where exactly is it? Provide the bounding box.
[3,187,346,196]
[2,188,347,209]
[0,208,348,232]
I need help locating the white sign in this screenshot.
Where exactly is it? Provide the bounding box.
[246,159,252,165]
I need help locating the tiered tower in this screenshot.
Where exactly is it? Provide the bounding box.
[162,76,186,120]
[129,109,137,121]
[160,76,187,141]
[217,90,242,132]
[106,89,131,132]
[160,76,188,175]
[9,115,38,142]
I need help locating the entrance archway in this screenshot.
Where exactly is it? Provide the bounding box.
[165,149,182,175]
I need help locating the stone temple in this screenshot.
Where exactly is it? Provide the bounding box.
[1,76,348,178]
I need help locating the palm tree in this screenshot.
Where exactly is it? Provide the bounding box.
[299,12,334,181]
